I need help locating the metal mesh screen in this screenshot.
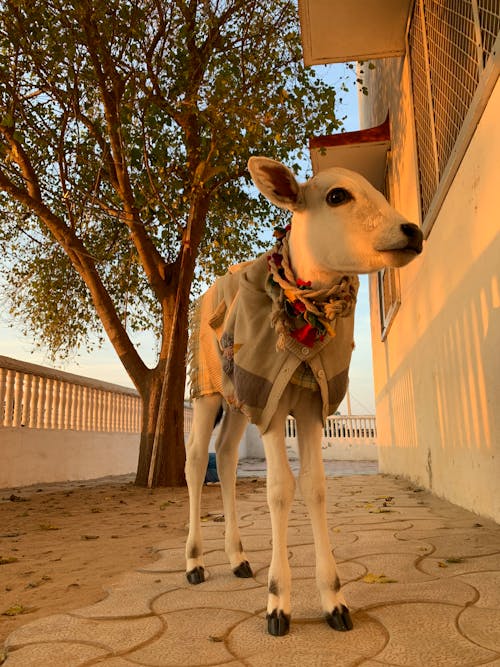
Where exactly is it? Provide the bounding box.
[409,0,499,218]
[409,1,440,216]
[478,0,500,60]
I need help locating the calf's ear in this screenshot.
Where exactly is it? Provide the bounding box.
[248,157,304,211]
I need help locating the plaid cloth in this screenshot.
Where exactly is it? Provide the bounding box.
[290,363,320,391]
[188,252,357,432]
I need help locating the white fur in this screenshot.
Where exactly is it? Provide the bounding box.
[185,157,423,635]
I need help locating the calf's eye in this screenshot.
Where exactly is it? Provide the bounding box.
[326,188,353,207]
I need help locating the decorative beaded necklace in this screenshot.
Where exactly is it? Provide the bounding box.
[266,226,358,351]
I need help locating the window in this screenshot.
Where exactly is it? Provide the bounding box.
[409,0,500,225]
[378,267,401,341]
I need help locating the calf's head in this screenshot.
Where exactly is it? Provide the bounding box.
[248,157,423,281]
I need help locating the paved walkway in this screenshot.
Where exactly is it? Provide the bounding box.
[2,464,500,666]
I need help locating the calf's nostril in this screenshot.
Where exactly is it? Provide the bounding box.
[401,223,421,239]
[400,222,423,253]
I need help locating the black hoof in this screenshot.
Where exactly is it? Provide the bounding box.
[326,604,353,631]
[267,609,291,636]
[233,560,253,578]
[186,566,205,585]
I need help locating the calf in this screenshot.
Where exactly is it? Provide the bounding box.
[185,157,423,636]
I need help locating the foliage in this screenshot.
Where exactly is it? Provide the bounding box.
[0,0,342,362]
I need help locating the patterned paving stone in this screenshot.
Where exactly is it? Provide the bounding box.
[226,610,387,666]
[253,559,365,590]
[3,472,500,666]
[152,583,267,615]
[2,642,108,666]
[127,608,250,666]
[288,539,356,567]
[138,546,186,572]
[5,613,163,654]
[338,520,414,533]
[72,571,179,619]
[238,520,271,532]
[82,659,148,666]
[459,571,500,608]
[345,552,434,584]
[290,578,339,620]
[425,530,500,559]
[368,602,498,665]
[176,563,267,592]
[458,606,500,653]
[334,530,433,561]
[344,577,476,611]
[237,533,273,550]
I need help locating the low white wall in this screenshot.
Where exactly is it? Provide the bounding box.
[1,428,140,488]
[286,437,378,461]
[207,422,378,462]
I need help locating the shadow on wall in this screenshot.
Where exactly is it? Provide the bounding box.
[377,236,499,517]
[377,238,500,460]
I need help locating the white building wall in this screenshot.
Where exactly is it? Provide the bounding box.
[360,58,500,521]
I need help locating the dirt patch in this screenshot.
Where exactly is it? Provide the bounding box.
[0,474,265,643]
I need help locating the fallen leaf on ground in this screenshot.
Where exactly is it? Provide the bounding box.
[201,513,224,522]
[2,604,34,617]
[0,556,19,565]
[362,573,397,584]
[7,494,29,502]
[160,501,176,510]
[369,508,395,514]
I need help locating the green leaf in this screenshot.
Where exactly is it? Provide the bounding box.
[1,113,14,127]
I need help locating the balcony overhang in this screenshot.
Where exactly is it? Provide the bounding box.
[298,0,413,65]
[309,116,390,192]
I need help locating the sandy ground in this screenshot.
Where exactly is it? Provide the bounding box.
[0,474,265,644]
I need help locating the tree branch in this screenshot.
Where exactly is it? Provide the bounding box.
[79,6,171,300]
[0,125,42,201]
[0,167,150,391]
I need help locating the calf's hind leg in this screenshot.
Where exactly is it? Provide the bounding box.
[185,394,221,584]
[215,409,253,577]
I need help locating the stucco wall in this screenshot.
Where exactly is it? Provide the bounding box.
[361,59,500,521]
[1,428,140,488]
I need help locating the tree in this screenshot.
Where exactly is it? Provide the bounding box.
[0,0,341,486]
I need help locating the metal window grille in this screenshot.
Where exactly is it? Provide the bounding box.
[409,0,500,218]
[377,159,401,340]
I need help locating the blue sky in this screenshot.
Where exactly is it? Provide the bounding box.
[0,63,376,414]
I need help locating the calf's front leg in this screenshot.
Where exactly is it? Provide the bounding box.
[295,394,353,631]
[261,404,296,636]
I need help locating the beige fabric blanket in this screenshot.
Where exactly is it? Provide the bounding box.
[189,253,358,433]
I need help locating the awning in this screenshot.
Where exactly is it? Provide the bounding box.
[298,0,413,65]
[309,116,390,192]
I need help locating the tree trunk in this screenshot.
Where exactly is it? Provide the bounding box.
[134,285,191,488]
[134,366,187,487]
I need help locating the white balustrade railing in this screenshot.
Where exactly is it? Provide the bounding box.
[0,355,141,433]
[286,414,377,443]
